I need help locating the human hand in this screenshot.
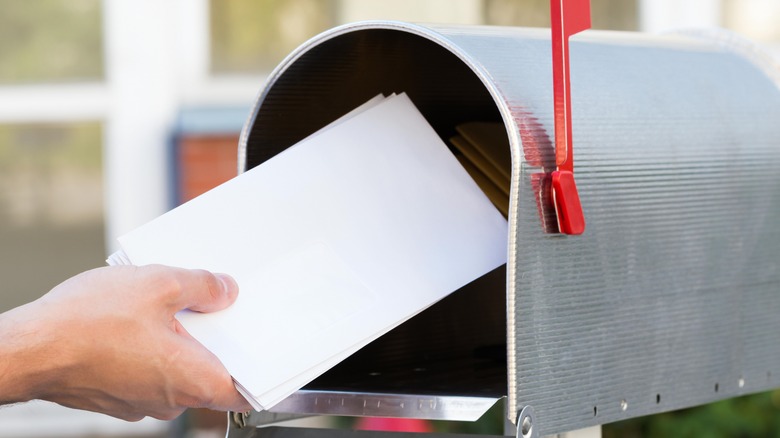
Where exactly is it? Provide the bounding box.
[0,265,252,421]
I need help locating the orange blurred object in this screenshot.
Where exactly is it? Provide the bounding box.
[177,134,239,203]
[354,417,434,433]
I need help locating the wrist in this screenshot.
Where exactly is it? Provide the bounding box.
[0,301,67,405]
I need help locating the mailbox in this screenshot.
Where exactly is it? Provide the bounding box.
[229,21,780,437]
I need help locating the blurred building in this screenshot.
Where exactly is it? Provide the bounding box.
[0,0,778,437]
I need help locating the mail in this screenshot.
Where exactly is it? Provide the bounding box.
[108,93,508,411]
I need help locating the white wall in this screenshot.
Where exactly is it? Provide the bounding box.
[102,0,260,249]
[338,0,482,24]
[639,0,722,32]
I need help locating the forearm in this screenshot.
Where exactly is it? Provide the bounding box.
[0,302,60,405]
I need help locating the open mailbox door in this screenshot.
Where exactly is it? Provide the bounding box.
[228,20,780,438]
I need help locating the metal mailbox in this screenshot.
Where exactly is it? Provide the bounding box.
[230,21,780,437]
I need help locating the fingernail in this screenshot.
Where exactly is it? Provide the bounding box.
[215,273,238,300]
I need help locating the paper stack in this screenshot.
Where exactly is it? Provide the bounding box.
[108,93,508,411]
[449,122,511,217]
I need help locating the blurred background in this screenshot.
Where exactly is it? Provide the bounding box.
[0,0,778,437]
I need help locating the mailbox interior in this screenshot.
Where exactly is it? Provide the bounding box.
[242,29,511,403]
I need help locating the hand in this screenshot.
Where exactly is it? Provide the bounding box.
[0,265,252,421]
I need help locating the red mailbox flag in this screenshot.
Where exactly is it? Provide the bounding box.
[550,0,590,235]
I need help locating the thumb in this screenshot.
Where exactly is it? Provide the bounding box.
[166,269,239,313]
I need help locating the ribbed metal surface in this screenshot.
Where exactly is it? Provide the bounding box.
[238,22,780,435]
[433,26,780,434]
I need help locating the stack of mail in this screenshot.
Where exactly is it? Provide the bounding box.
[108,93,508,411]
[449,122,511,217]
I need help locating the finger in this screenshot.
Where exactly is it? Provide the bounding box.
[159,268,239,313]
[190,272,238,313]
[206,381,254,413]
[174,336,254,412]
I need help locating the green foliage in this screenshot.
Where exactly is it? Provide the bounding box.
[0,0,103,84]
[0,122,102,171]
[484,0,638,30]
[604,390,780,438]
[210,0,338,73]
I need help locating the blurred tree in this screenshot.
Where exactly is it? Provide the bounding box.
[0,122,104,312]
[0,0,103,84]
[210,0,339,73]
[604,389,780,438]
[484,0,638,30]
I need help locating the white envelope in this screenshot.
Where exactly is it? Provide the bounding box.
[110,93,508,410]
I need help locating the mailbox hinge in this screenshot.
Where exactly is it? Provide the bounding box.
[516,406,539,438]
